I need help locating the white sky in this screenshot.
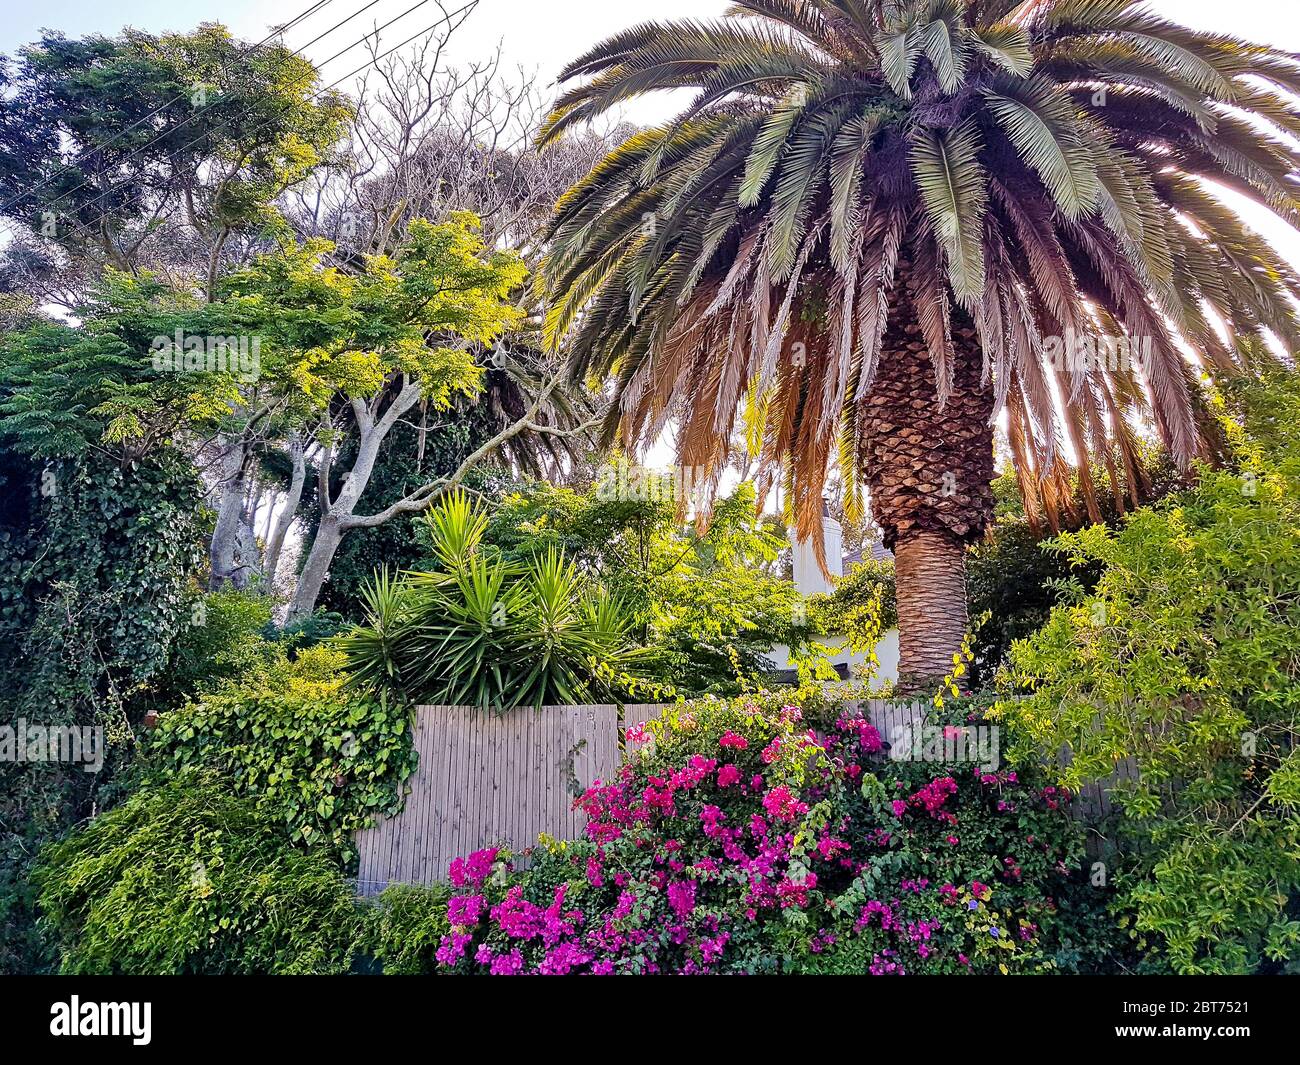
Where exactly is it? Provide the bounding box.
[4,1,1297,121]
[3,0,1296,264]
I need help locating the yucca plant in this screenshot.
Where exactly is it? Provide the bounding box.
[338,491,663,710]
[538,0,1300,684]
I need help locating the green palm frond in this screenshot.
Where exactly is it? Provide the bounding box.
[874,23,920,98]
[966,22,1033,76]
[982,77,1100,218]
[741,88,814,206]
[910,118,987,305]
[767,102,855,279]
[829,109,885,270]
[917,10,968,96]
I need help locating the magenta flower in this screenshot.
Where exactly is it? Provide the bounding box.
[435,931,473,966]
[762,785,808,822]
[447,893,485,926]
[448,847,499,889]
[667,880,698,918]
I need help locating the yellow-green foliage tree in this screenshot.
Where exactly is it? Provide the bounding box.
[208,212,527,617]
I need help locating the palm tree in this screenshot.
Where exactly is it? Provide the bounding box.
[537,0,1300,686]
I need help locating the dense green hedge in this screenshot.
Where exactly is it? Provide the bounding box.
[35,773,365,974]
[146,687,417,862]
[0,449,205,973]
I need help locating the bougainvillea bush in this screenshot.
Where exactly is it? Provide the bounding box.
[431,692,1108,975]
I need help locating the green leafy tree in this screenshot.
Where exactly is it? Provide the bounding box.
[997,371,1300,973]
[539,0,1300,685]
[210,212,527,618]
[0,24,351,294]
[0,270,248,462]
[0,270,225,972]
[310,415,508,618]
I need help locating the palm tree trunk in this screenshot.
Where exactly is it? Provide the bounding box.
[859,259,995,691]
[894,531,969,682]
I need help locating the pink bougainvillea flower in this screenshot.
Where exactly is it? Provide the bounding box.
[448,847,499,889]
[762,785,808,823]
[435,931,474,966]
[448,893,485,926]
[667,880,698,918]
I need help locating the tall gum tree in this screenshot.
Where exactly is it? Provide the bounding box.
[537,0,1300,687]
[213,212,527,620]
[0,25,353,590]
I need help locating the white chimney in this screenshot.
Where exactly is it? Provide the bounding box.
[791,503,842,596]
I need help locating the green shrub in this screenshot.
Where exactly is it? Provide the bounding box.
[146,687,417,862]
[340,490,667,709]
[967,452,1182,684]
[812,556,897,629]
[998,371,1300,974]
[361,883,453,974]
[151,589,278,705]
[0,449,204,973]
[482,475,803,695]
[34,773,363,974]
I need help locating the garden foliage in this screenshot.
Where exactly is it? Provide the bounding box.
[999,372,1300,974]
[340,490,666,709]
[481,474,806,694]
[35,773,364,975]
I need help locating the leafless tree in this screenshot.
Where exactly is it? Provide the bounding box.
[285,19,626,264]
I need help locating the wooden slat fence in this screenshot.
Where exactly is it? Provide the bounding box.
[355,698,1137,892]
[355,703,665,894]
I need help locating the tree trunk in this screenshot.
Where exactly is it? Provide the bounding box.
[264,436,306,592]
[288,516,342,621]
[285,382,426,620]
[894,531,969,683]
[859,257,995,690]
[209,437,249,591]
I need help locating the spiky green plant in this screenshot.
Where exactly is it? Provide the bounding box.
[539,0,1300,683]
[338,490,663,710]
